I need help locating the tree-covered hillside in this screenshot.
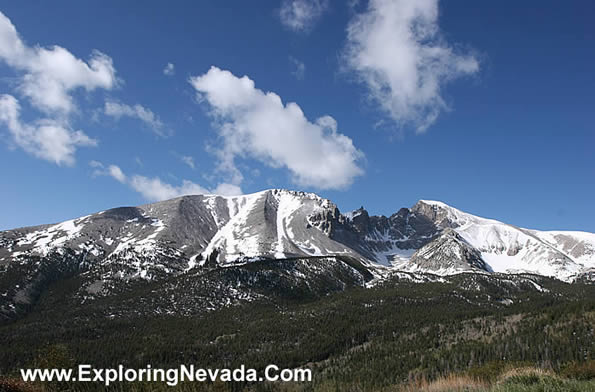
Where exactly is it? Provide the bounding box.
[1,262,593,391]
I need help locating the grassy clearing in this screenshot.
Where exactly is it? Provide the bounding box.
[393,365,595,392]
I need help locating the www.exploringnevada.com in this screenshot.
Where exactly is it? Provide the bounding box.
[20,364,312,386]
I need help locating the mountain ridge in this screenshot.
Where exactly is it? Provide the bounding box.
[2,189,594,279]
[1,188,594,321]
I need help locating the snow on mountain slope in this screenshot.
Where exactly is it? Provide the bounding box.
[200,189,365,265]
[12,216,90,256]
[396,228,488,275]
[411,201,590,281]
[0,190,593,285]
[530,230,595,269]
[199,191,265,263]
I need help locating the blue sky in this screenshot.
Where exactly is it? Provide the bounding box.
[0,0,593,232]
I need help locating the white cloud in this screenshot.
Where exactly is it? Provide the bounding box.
[0,11,117,114]
[279,0,329,32]
[107,164,126,183]
[129,176,207,201]
[163,62,175,76]
[289,56,306,80]
[0,11,115,165]
[211,183,243,197]
[189,66,363,190]
[89,160,103,168]
[90,161,125,183]
[180,155,195,169]
[104,101,167,136]
[0,94,96,165]
[130,177,242,201]
[92,162,242,201]
[343,0,479,133]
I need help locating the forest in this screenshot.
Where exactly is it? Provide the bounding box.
[1,271,594,391]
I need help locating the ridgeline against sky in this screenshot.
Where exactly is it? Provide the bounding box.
[0,0,593,232]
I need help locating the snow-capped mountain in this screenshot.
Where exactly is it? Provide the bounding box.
[389,200,595,280]
[1,189,594,320]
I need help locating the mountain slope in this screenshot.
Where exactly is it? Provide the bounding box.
[1,189,594,321]
[409,200,593,280]
[1,190,593,280]
[404,228,488,275]
[197,189,367,266]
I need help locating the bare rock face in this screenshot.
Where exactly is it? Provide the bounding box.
[350,207,370,234]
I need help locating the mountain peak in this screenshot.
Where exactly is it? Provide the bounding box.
[1,189,593,297]
[417,200,451,208]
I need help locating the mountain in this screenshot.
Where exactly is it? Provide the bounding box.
[406,228,487,274]
[390,200,595,280]
[1,189,594,321]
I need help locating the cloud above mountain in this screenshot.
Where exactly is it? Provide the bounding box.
[0,11,116,165]
[343,0,479,133]
[104,101,168,136]
[0,94,97,166]
[0,11,117,115]
[92,161,242,201]
[129,175,242,201]
[189,66,364,190]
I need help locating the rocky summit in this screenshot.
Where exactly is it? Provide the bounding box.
[1,189,594,321]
